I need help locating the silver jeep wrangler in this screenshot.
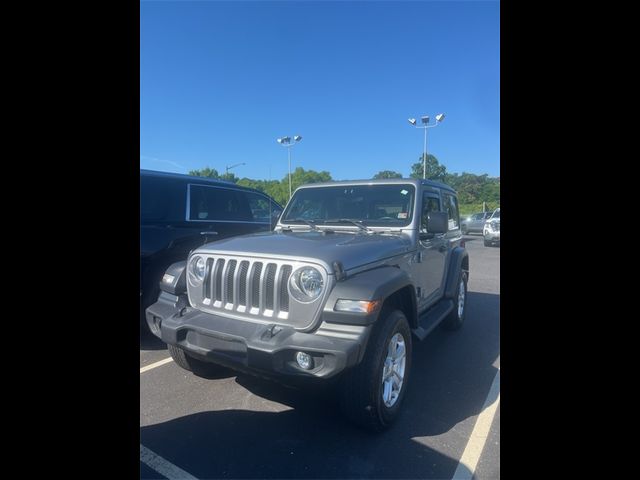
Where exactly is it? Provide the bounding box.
[146,179,469,431]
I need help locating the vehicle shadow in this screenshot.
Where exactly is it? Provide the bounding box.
[141,409,474,479]
[140,291,499,479]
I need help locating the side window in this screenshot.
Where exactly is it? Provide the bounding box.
[420,194,441,232]
[442,193,460,230]
[245,191,279,223]
[188,185,253,221]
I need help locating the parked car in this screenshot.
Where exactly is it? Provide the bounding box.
[461,211,492,234]
[483,207,500,246]
[140,169,283,331]
[146,178,469,431]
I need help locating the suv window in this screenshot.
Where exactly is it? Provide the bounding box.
[246,191,282,223]
[442,192,460,230]
[188,184,253,222]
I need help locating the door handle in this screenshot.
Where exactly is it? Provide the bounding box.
[200,231,218,236]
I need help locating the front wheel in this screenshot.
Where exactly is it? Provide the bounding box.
[339,310,412,432]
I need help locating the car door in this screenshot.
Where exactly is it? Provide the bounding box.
[416,191,447,311]
[469,213,483,232]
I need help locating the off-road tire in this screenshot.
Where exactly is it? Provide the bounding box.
[441,271,468,331]
[339,309,412,432]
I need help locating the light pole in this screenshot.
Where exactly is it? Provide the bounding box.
[408,113,445,179]
[276,135,302,200]
[225,162,246,178]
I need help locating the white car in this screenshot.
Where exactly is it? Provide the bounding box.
[483,208,500,246]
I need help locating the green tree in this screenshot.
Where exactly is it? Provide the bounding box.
[219,172,239,183]
[373,170,402,179]
[188,167,220,179]
[410,154,447,182]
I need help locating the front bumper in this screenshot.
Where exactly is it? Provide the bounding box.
[484,229,500,242]
[146,293,371,381]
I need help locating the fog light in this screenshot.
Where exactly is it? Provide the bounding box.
[296,351,313,370]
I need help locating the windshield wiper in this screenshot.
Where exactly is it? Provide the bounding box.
[282,218,318,231]
[324,218,372,233]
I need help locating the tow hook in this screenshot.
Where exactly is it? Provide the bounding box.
[262,324,282,339]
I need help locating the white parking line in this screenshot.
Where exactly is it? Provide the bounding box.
[140,444,198,480]
[452,367,500,480]
[140,357,173,374]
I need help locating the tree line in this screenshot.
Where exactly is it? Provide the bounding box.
[189,153,499,214]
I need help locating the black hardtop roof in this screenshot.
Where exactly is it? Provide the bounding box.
[294,177,457,194]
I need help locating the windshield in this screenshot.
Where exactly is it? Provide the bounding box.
[282,184,415,228]
[492,209,500,219]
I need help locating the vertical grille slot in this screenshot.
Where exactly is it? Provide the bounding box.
[225,260,237,305]
[251,262,263,308]
[238,261,249,307]
[264,263,277,311]
[279,265,292,312]
[203,258,214,300]
[214,259,225,302]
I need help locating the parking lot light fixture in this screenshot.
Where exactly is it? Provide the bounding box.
[408,112,446,179]
[277,134,302,201]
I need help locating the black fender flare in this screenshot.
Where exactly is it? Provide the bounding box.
[444,247,469,299]
[158,260,187,295]
[321,266,416,326]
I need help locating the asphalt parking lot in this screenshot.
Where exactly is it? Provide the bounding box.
[140,235,500,479]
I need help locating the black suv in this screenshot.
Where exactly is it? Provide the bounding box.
[140,169,282,330]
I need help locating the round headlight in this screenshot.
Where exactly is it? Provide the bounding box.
[191,256,206,281]
[289,267,324,302]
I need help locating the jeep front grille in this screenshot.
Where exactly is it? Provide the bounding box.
[202,256,293,319]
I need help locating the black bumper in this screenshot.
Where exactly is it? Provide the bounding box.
[145,294,371,380]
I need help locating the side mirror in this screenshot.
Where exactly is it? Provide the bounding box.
[426,211,448,234]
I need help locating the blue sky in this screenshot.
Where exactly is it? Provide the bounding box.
[140,1,500,181]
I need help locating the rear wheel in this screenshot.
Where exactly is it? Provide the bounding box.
[441,270,468,331]
[339,310,412,432]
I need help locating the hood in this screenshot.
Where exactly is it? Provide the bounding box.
[194,230,413,272]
